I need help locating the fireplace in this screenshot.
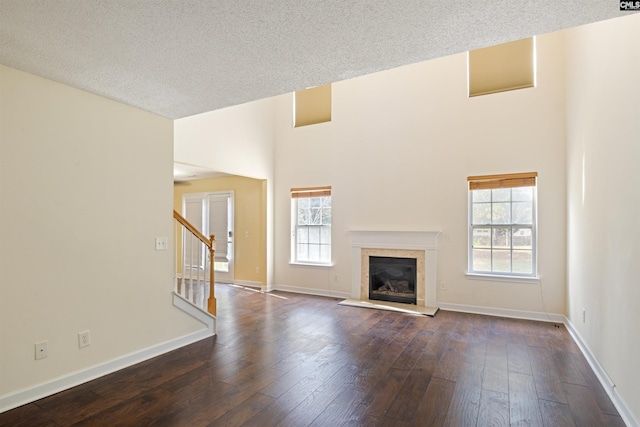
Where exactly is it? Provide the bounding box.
[369,256,417,304]
[349,230,440,309]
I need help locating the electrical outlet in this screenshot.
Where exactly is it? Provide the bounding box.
[440,281,446,290]
[256,266,260,274]
[78,330,91,348]
[334,275,339,283]
[35,340,48,360]
[155,237,168,251]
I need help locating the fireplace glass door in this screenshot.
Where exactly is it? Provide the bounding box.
[369,256,417,304]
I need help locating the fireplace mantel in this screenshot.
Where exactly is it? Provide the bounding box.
[349,230,440,308]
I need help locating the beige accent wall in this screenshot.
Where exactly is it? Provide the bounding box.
[565,13,640,423]
[273,30,567,314]
[0,65,204,397]
[173,175,267,286]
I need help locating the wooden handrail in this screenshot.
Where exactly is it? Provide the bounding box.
[173,210,212,249]
[173,209,217,316]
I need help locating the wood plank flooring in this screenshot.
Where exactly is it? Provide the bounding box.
[0,284,625,426]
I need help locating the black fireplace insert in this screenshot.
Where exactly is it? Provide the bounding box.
[369,256,417,304]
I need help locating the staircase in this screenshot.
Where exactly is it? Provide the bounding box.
[173,210,217,316]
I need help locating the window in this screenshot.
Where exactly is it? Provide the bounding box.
[291,186,332,265]
[294,84,332,127]
[468,37,535,97]
[468,172,537,277]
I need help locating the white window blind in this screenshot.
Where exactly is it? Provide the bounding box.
[208,194,230,262]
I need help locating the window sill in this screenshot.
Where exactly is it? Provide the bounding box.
[289,261,334,268]
[465,272,540,284]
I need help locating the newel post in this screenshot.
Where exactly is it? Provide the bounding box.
[208,234,217,316]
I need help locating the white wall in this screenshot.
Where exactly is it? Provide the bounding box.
[174,99,276,288]
[174,99,275,180]
[565,14,640,424]
[273,31,568,315]
[0,66,204,404]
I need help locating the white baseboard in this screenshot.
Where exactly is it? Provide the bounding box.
[0,295,215,414]
[440,303,637,425]
[172,292,217,334]
[564,317,638,427]
[436,302,565,323]
[273,284,350,299]
[233,280,268,292]
[5,294,634,425]
[0,328,214,414]
[263,283,275,292]
[440,302,637,425]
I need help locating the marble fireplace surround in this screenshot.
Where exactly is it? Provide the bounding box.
[349,230,440,308]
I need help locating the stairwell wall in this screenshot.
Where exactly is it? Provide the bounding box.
[0,65,204,404]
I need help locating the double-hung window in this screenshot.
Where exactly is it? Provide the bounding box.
[291,186,332,265]
[468,172,537,277]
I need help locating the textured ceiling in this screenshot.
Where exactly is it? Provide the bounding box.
[0,1,634,119]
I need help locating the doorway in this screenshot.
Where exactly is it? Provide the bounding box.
[183,191,234,283]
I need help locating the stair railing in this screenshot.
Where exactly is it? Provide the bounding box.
[173,210,217,316]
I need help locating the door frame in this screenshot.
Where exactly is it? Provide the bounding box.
[182,191,235,284]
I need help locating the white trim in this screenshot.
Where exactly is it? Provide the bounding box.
[439,304,637,426]
[182,190,235,284]
[0,294,215,414]
[435,303,637,425]
[468,182,538,278]
[273,283,350,299]
[172,292,217,333]
[465,272,541,284]
[233,279,268,292]
[349,230,440,249]
[289,261,334,268]
[0,328,213,414]
[564,317,638,427]
[437,302,564,323]
[291,195,332,266]
[263,283,275,292]
[348,230,440,308]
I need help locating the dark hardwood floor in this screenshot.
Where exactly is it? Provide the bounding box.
[0,284,625,426]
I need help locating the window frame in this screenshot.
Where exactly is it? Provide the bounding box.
[290,186,332,266]
[467,172,538,279]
